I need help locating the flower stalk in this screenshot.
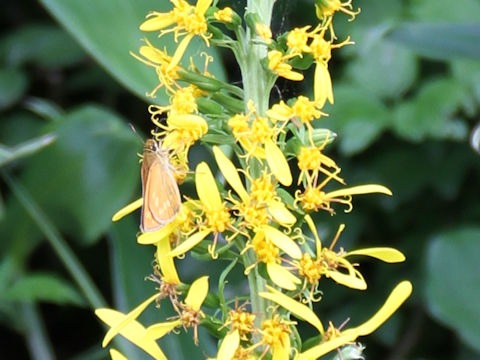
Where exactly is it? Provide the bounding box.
[98,1,412,359]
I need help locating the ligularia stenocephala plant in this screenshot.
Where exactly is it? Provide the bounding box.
[96,1,412,359]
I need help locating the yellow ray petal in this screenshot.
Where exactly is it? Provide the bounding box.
[314,62,333,108]
[354,280,412,336]
[265,139,292,186]
[185,276,209,310]
[156,237,180,285]
[268,200,297,226]
[169,114,208,134]
[196,0,213,15]
[196,162,222,210]
[168,33,194,71]
[267,262,301,291]
[346,248,405,263]
[140,14,175,32]
[95,308,167,360]
[325,184,392,199]
[217,330,240,360]
[262,225,302,260]
[326,270,367,290]
[137,221,177,245]
[112,198,143,221]
[213,146,249,202]
[109,349,128,360]
[260,285,324,334]
[295,329,357,360]
[169,229,211,257]
[101,294,158,347]
[144,319,182,341]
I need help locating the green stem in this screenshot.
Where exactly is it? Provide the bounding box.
[239,0,276,114]
[2,171,106,309]
[21,302,56,360]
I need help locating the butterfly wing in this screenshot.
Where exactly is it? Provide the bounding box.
[141,156,181,232]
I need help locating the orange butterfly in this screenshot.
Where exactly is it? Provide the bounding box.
[140,139,181,232]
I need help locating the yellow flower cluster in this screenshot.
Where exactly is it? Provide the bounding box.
[98,1,411,360]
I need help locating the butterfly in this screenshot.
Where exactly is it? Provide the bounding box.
[140,139,181,232]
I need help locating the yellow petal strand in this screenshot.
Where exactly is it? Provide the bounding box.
[260,285,324,335]
[112,198,143,221]
[185,276,209,310]
[265,139,292,186]
[101,294,158,347]
[296,330,357,360]
[139,46,163,64]
[346,247,406,263]
[109,349,128,360]
[326,270,367,290]
[156,237,180,285]
[217,330,240,360]
[268,200,297,226]
[213,146,249,202]
[196,162,222,210]
[196,0,213,15]
[273,335,291,360]
[304,215,322,255]
[168,33,194,71]
[354,281,413,336]
[325,184,393,199]
[95,309,167,360]
[267,262,301,291]
[262,225,302,260]
[169,229,211,257]
[266,101,294,122]
[169,114,208,134]
[314,62,333,107]
[137,221,177,245]
[140,15,175,32]
[144,319,182,341]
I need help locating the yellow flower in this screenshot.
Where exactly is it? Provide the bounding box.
[267,50,304,81]
[297,144,344,186]
[260,314,293,360]
[214,7,234,23]
[315,0,361,24]
[287,26,313,55]
[208,330,240,360]
[255,23,273,44]
[295,181,393,214]
[297,215,405,291]
[144,276,209,345]
[130,38,179,96]
[169,162,232,258]
[227,103,293,186]
[140,0,213,71]
[295,281,412,360]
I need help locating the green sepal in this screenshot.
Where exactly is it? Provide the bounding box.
[203,291,221,309]
[244,12,262,34]
[290,53,314,70]
[200,314,228,339]
[196,97,224,115]
[211,92,244,113]
[207,23,225,40]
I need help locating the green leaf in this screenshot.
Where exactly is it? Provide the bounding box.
[392,78,469,141]
[38,0,226,103]
[4,273,85,306]
[388,23,480,60]
[2,105,140,250]
[0,24,86,68]
[425,227,480,352]
[0,134,56,168]
[409,0,480,22]
[0,68,28,110]
[345,37,418,99]
[323,85,389,155]
[23,97,64,121]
